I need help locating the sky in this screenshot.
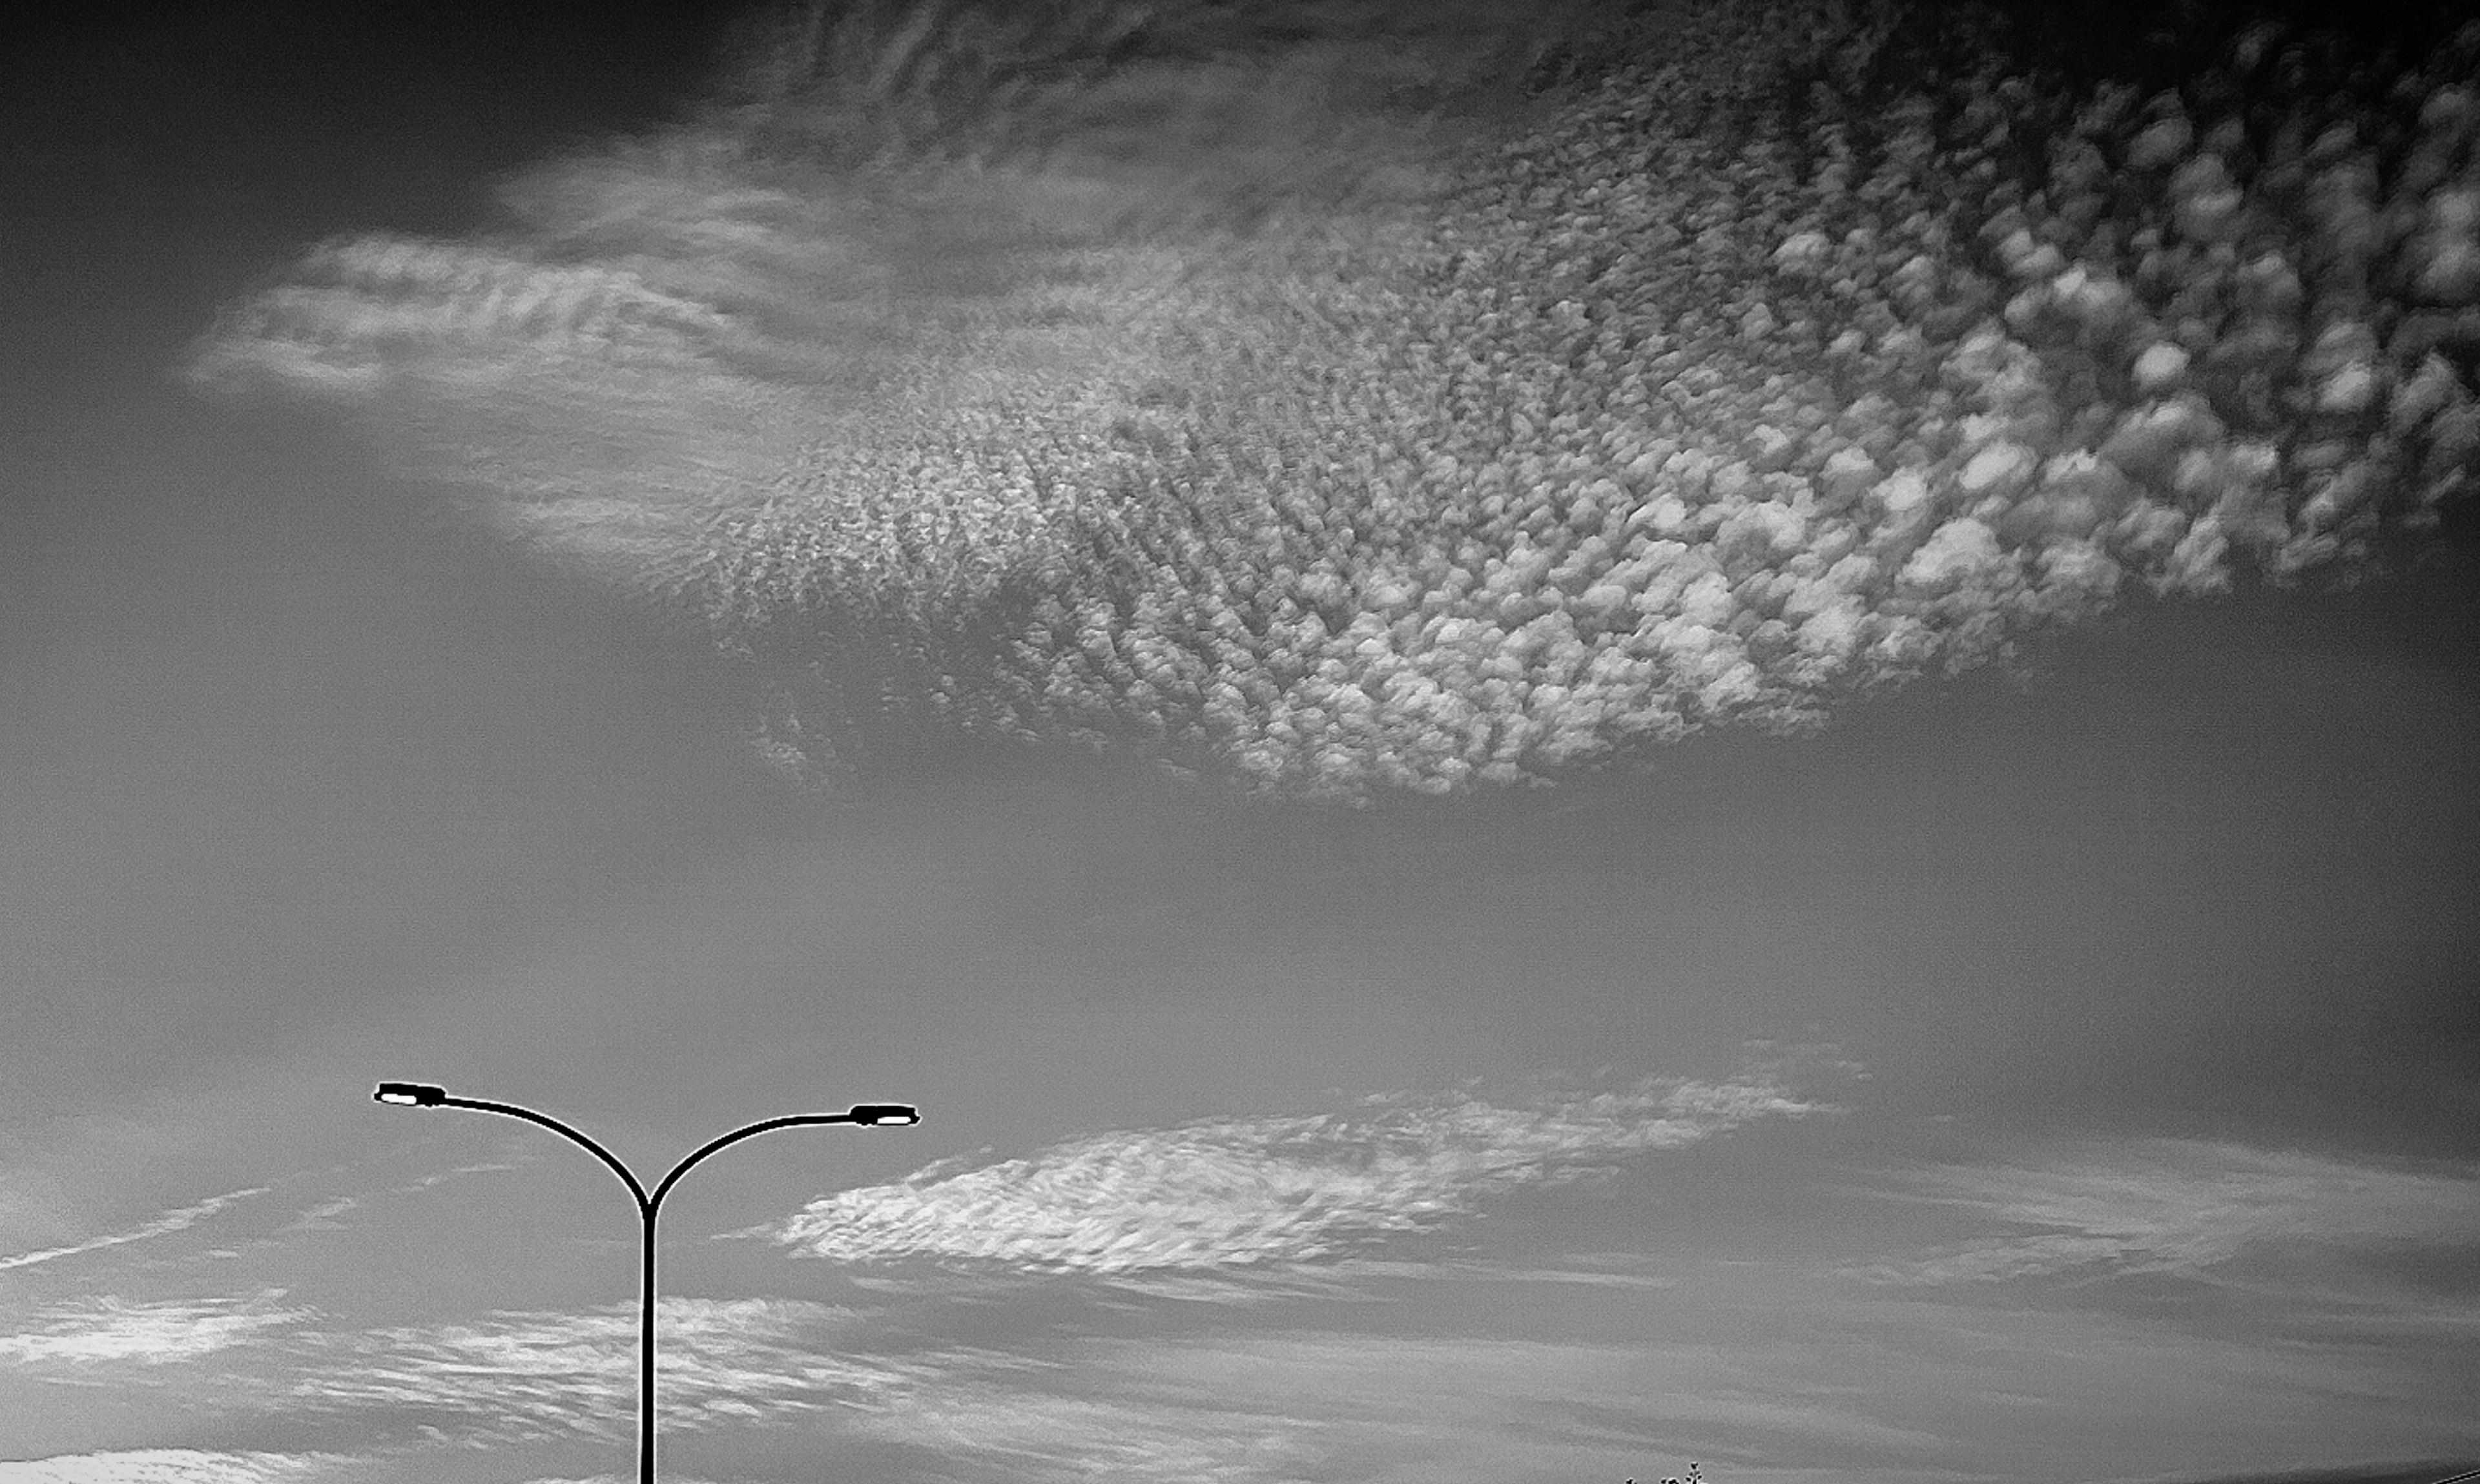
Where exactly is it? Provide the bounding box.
[3,1,2478,1483]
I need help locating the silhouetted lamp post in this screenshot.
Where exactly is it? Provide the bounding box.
[373,1081,918,1484]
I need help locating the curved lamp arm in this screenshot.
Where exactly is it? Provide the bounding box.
[649,1114,853,1214]
[372,1084,919,1220]
[377,1085,652,1213]
[650,1104,919,1213]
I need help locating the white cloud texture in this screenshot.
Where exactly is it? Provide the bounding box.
[0,1453,352,1484]
[0,1290,313,1369]
[285,1296,910,1443]
[0,1188,269,1273]
[750,1067,1834,1273]
[1849,1138,2480,1291]
[847,1377,1321,1484]
[180,0,2480,798]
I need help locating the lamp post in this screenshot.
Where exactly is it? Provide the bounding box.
[373,1082,917,1484]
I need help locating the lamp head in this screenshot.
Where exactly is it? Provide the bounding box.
[375,1082,447,1107]
[847,1104,920,1126]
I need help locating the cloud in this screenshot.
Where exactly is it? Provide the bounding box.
[849,1374,1321,1484]
[273,1197,358,1235]
[280,1296,914,1443]
[1055,1255,1685,1309]
[832,1326,1978,1484]
[0,1188,269,1273]
[1099,1330,1965,1460]
[0,1453,353,1484]
[181,1,2480,799]
[0,1289,313,1369]
[1846,1138,2480,1297]
[743,1063,1839,1275]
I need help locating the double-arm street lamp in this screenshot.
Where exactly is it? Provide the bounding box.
[373,1081,918,1484]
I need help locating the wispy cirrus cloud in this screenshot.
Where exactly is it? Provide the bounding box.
[1846,1138,2480,1301]
[0,1188,269,1273]
[278,1296,913,1444]
[5,1295,938,1454]
[831,1326,1978,1484]
[1051,1253,1688,1310]
[0,1289,314,1370]
[271,1197,358,1236]
[0,1450,353,1484]
[742,1061,1844,1275]
[847,1372,1323,1484]
[270,1159,527,1237]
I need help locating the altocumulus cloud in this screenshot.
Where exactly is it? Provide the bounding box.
[181,0,2480,798]
[743,1066,1836,1274]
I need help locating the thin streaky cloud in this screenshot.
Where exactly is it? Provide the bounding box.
[745,1064,1841,1275]
[0,1450,354,1484]
[1064,1330,1969,1477]
[1846,1139,2480,1288]
[1056,1255,1696,1310]
[1330,1257,1683,1290]
[412,1160,531,1186]
[0,1188,270,1273]
[0,1288,314,1369]
[82,1162,532,1268]
[275,1197,359,1235]
[848,1374,1322,1484]
[1089,1257,1683,1306]
[840,1329,1958,1484]
[278,1297,916,1445]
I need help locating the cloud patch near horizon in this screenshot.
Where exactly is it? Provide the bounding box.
[1844,1137,2480,1346]
[741,1064,1838,1275]
[0,1450,358,1484]
[12,1118,2477,1483]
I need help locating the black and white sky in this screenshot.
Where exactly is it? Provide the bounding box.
[3,1,2477,1482]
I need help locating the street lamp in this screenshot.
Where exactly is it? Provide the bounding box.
[373,1081,918,1484]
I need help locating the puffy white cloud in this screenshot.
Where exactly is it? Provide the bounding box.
[746,1066,1837,1275]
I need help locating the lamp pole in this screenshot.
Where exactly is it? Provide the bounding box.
[373,1082,918,1484]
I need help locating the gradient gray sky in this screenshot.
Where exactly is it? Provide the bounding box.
[3,3,2477,1483]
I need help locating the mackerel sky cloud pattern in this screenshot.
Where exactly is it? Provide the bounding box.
[180,0,2480,798]
[751,1069,1829,1273]
[10,0,2480,1478]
